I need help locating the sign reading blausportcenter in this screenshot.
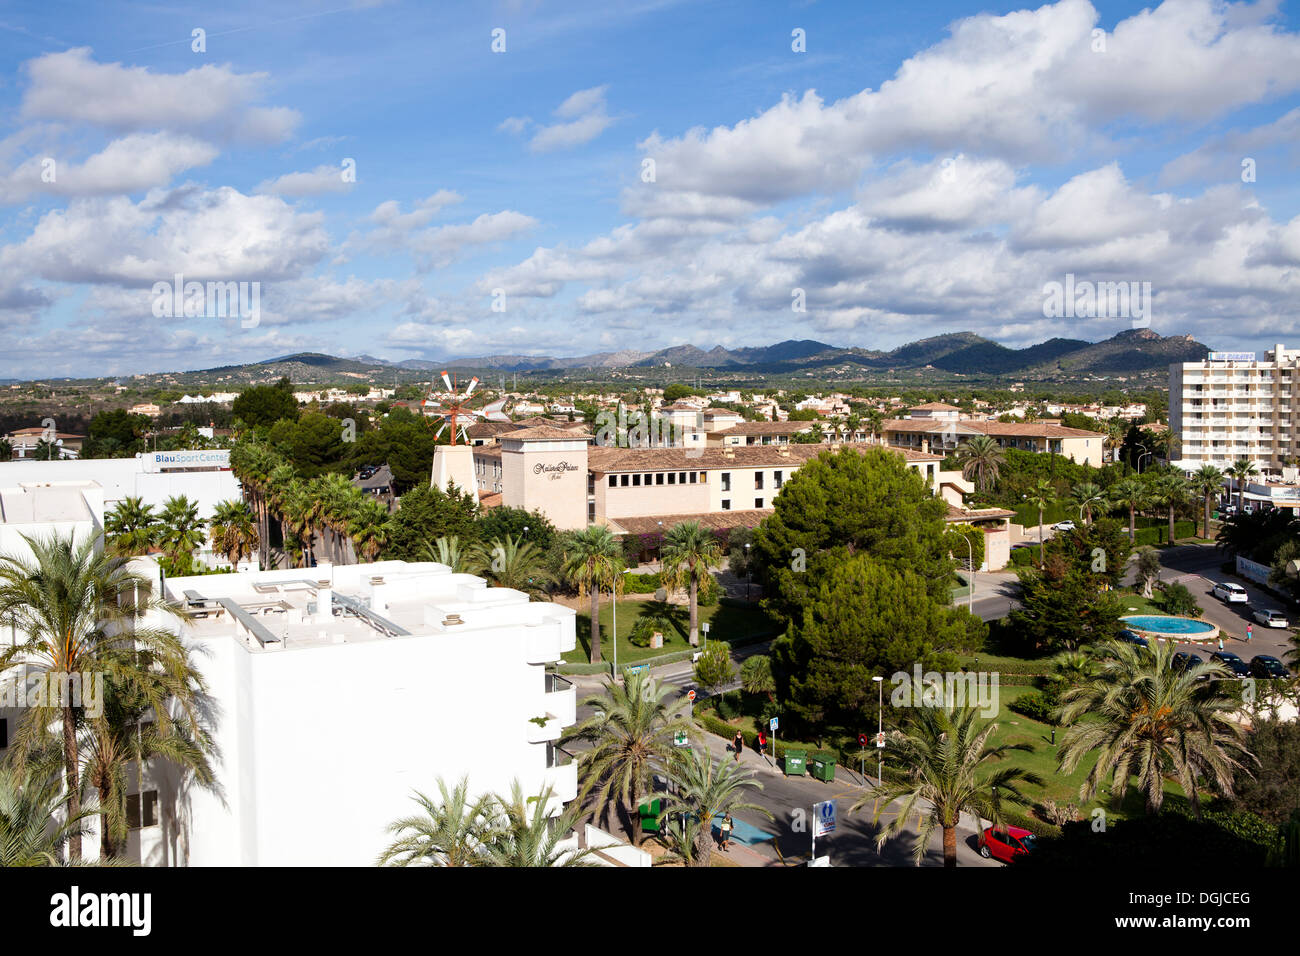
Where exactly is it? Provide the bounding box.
[140,449,231,472]
[1207,351,1256,362]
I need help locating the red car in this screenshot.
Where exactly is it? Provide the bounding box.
[979,825,1036,863]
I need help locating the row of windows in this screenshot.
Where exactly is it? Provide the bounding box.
[608,471,706,487]
[719,471,783,492]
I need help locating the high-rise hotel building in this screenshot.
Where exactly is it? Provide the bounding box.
[1170,344,1300,472]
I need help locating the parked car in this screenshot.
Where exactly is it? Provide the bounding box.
[1119,629,1149,648]
[1053,520,1076,532]
[1172,651,1203,673]
[1249,656,1292,679]
[980,825,1036,863]
[1210,651,1251,677]
[1211,582,1249,604]
[1252,608,1289,628]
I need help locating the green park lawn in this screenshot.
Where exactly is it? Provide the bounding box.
[564,597,782,665]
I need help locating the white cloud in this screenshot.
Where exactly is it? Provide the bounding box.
[519,85,613,153]
[256,164,355,197]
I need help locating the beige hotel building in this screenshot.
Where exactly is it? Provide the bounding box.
[464,419,1015,570]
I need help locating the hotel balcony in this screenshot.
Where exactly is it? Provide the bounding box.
[525,673,577,742]
[542,745,579,809]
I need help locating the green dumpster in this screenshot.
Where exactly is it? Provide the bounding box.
[783,749,807,776]
[810,752,836,783]
[638,798,662,834]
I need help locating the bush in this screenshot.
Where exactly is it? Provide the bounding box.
[622,572,662,594]
[1008,690,1056,724]
[1157,581,1201,617]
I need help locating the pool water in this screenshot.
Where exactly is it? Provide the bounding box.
[1120,615,1217,635]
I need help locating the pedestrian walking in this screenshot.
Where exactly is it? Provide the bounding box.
[1246,623,1253,643]
[1218,635,1224,652]
[719,813,733,852]
[757,729,767,759]
[733,731,743,762]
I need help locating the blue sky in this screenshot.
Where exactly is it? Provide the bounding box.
[1,0,1299,377]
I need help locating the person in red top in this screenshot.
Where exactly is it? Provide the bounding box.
[757,730,767,758]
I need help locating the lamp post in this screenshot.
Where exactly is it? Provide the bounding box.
[871,675,884,787]
[611,567,632,681]
[744,542,752,601]
[958,533,974,613]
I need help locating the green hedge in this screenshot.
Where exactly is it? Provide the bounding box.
[1011,502,1074,527]
[622,572,662,593]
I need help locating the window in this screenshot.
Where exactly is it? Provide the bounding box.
[679,472,687,483]
[774,470,783,488]
[721,499,731,511]
[755,498,764,509]
[754,471,764,489]
[689,472,697,484]
[633,473,641,486]
[621,474,629,487]
[668,472,676,484]
[127,790,159,829]
[656,473,665,485]
[721,472,731,491]
[0,718,6,750]
[588,501,596,522]
[608,475,617,487]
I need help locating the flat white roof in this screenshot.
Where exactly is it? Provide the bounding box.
[0,482,98,524]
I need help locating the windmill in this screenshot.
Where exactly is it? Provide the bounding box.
[424,370,480,445]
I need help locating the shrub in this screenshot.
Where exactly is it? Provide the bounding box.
[622,572,662,594]
[1008,690,1056,724]
[1158,581,1201,617]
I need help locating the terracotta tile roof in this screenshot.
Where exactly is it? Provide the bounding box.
[587,442,940,473]
[883,419,1104,439]
[511,416,587,430]
[910,402,961,411]
[945,503,1016,522]
[612,510,771,536]
[478,491,503,508]
[501,425,594,441]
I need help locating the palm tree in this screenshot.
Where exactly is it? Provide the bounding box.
[1111,477,1150,544]
[0,533,194,861]
[208,499,258,570]
[1069,481,1107,526]
[1025,478,1056,568]
[476,781,596,867]
[81,660,216,860]
[1190,465,1226,538]
[482,534,554,597]
[156,496,207,567]
[279,479,316,568]
[1226,458,1259,513]
[230,440,280,570]
[567,670,691,845]
[0,766,90,866]
[1057,639,1250,816]
[849,706,1043,867]
[660,521,722,645]
[348,496,390,562]
[421,535,486,574]
[1149,471,1190,545]
[1103,420,1126,463]
[103,497,159,557]
[954,435,1005,492]
[560,525,625,665]
[660,747,771,867]
[378,777,500,867]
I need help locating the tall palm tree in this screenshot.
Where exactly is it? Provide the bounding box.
[849,706,1043,867]
[1057,639,1250,816]
[482,535,554,597]
[156,496,207,566]
[1069,481,1107,526]
[378,777,500,867]
[1111,477,1150,544]
[660,521,722,645]
[567,670,691,845]
[1149,471,1190,545]
[0,766,90,866]
[230,440,280,569]
[1226,458,1259,513]
[660,747,771,867]
[421,535,487,574]
[1103,420,1126,463]
[80,659,216,860]
[476,781,596,867]
[279,479,316,568]
[348,496,390,562]
[1190,465,1226,538]
[560,525,625,665]
[0,534,194,861]
[208,499,259,570]
[103,497,159,557]
[954,435,1005,492]
[1025,478,1056,568]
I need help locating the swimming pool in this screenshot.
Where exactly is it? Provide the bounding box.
[1120,615,1219,641]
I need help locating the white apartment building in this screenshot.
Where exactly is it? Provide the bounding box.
[1171,345,1299,472]
[103,559,579,866]
[0,480,104,562]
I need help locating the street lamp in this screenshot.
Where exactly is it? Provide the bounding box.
[610,567,633,681]
[744,542,752,601]
[871,676,884,787]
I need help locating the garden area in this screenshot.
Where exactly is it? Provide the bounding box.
[563,595,781,666]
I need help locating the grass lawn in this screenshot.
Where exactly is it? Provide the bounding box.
[564,598,781,665]
[1114,590,1165,616]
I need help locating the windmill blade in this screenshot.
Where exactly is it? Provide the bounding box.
[434,422,447,441]
[440,371,453,393]
[465,376,479,397]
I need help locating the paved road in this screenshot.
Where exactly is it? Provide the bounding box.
[1137,543,1295,665]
